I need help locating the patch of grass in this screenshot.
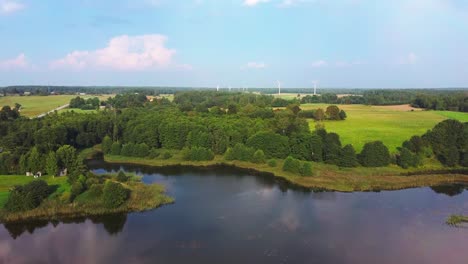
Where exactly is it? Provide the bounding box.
[0,95,111,117]
[301,104,468,152]
[446,215,468,226]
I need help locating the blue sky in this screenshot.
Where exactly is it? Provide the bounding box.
[0,0,467,88]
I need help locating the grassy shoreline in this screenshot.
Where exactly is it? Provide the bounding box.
[0,176,173,223]
[103,154,468,192]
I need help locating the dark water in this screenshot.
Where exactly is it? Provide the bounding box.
[1,161,468,264]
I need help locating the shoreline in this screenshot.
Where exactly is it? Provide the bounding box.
[102,154,468,192]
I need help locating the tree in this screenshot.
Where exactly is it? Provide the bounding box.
[323,133,342,165]
[314,108,325,121]
[110,142,122,155]
[4,180,51,212]
[326,105,341,120]
[339,110,347,120]
[252,150,266,164]
[425,120,465,166]
[45,152,58,176]
[102,136,113,154]
[282,156,301,174]
[27,147,42,173]
[246,131,289,158]
[396,147,420,169]
[102,181,129,209]
[339,144,358,167]
[358,141,391,167]
[300,162,313,176]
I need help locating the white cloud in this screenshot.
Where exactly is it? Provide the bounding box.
[0,0,25,14]
[311,60,328,67]
[0,53,29,70]
[243,0,270,7]
[243,61,267,69]
[50,34,183,71]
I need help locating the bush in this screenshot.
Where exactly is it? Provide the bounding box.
[339,144,358,167]
[135,143,150,157]
[224,144,255,162]
[102,181,129,209]
[162,151,173,160]
[282,156,302,174]
[300,162,313,176]
[358,141,391,167]
[246,131,289,158]
[116,171,128,182]
[121,143,136,157]
[148,148,160,159]
[4,180,51,212]
[396,147,420,169]
[110,142,122,155]
[252,150,266,164]
[183,147,215,161]
[102,136,113,154]
[88,184,103,198]
[267,159,277,167]
[71,181,85,200]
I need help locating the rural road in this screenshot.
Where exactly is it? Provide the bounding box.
[36,104,70,118]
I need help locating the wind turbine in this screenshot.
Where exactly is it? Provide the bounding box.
[229,86,231,92]
[312,81,319,95]
[277,80,281,95]
[216,85,219,92]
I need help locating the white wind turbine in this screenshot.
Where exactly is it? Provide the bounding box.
[216,85,220,92]
[277,80,281,95]
[312,80,319,95]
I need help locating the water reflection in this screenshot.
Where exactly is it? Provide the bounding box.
[430,184,467,197]
[3,213,127,239]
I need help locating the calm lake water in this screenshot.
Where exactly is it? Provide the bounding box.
[1,161,467,264]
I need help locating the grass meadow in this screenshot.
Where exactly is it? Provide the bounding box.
[302,104,468,152]
[0,95,112,117]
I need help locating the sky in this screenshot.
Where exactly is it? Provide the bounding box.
[0,0,468,88]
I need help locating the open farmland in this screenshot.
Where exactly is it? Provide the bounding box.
[303,103,468,152]
[0,95,113,117]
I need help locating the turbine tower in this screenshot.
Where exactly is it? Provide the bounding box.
[312,81,319,95]
[216,85,219,92]
[229,86,231,92]
[277,80,281,95]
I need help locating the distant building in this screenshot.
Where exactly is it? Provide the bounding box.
[23,92,31,96]
[79,93,86,96]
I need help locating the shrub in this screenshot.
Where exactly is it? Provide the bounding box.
[246,131,289,158]
[110,142,122,155]
[135,143,150,157]
[224,144,255,162]
[148,148,160,159]
[267,159,277,167]
[4,180,51,212]
[102,181,129,209]
[102,136,113,154]
[282,156,302,174]
[121,143,136,156]
[252,150,266,164]
[358,141,391,167]
[162,151,173,160]
[183,147,215,161]
[339,144,358,167]
[88,184,103,198]
[396,147,420,169]
[71,181,85,200]
[116,171,128,182]
[300,162,313,176]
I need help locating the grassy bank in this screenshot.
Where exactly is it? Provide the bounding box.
[103,153,468,192]
[0,174,173,223]
[446,215,468,226]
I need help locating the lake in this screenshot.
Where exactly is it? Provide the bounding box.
[0,161,467,264]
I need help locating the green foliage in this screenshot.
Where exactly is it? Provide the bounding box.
[339,144,358,167]
[282,156,302,174]
[425,119,466,167]
[182,147,215,161]
[224,144,255,161]
[102,136,113,154]
[396,147,420,169]
[102,181,129,209]
[339,110,347,120]
[326,105,341,120]
[267,159,277,167]
[28,147,42,173]
[56,145,83,183]
[71,181,85,200]
[162,151,173,160]
[45,152,58,176]
[300,162,313,176]
[4,180,51,212]
[323,132,342,165]
[359,141,391,167]
[246,131,289,158]
[110,142,122,155]
[117,171,128,182]
[252,150,266,164]
[121,143,136,156]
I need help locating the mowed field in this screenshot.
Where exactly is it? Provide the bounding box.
[0,95,113,117]
[302,104,468,152]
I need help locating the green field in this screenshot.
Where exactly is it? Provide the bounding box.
[0,95,112,117]
[302,104,468,152]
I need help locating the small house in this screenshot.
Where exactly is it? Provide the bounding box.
[26,172,32,176]
[59,168,68,177]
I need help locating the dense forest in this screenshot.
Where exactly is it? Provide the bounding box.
[0,91,466,180]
